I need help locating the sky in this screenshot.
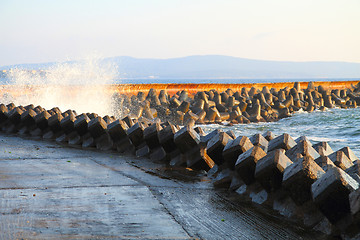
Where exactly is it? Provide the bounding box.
[0,0,360,66]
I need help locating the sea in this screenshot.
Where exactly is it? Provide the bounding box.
[0,76,359,157]
[201,108,360,157]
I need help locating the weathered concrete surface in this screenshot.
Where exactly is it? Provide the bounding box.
[0,133,325,239]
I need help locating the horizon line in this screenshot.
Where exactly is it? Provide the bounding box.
[1,54,360,68]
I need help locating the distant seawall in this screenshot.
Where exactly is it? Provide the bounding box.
[114,80,360,96]
[0,80,359,98]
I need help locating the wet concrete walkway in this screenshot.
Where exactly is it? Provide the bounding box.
[0,133,325,239]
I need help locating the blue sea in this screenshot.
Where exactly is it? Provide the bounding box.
[200,108,360,157]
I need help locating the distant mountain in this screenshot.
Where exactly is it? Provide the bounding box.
[1,55,360,79]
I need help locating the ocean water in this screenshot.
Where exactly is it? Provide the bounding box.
[199,107,360,157]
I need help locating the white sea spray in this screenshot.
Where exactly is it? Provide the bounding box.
[4,55,118,117]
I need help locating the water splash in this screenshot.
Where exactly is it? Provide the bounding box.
[4,55,118,116]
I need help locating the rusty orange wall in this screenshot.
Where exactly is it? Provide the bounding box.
[0,80,359,98]
[111,81,360,96]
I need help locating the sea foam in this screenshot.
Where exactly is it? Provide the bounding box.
[4,55,118,116]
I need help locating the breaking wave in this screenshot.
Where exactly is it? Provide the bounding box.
[3,55,118,116]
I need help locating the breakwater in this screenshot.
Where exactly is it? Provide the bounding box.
[0,82,360,238]
[0,81,359,237]
[2,81,359,125]
[113,80,360,96]
[109,81,360,126]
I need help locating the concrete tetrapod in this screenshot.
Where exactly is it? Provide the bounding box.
[255,149,293,192]
[282,156,325,205]
[311,166,359,225]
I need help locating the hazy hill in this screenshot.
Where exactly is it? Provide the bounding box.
[1,55,360,79]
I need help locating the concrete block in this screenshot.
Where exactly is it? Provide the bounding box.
[338,146,359,162]
[268,133,296,152]
[18,109,36,135]
[150,147,168,162]
[315,156,337,172]
[348,188,360,236]
[345,160,360,184]
[235,146,267,185]
[199,129,221,148]
[193,126,205,136]
[205,107,220,123]
[313,142,334,156]
[263,131,275,141]
[143,122,162,150]
[20,109,37,127]
[107,119,128,143]
[213,168,233,188]
[225,130,236,140]
[248,102,266,123]
[48,112,63,133]
[173,110,185,125]
[206,131,232,165]
[285,140,320,162]
[7,107,23,125]
[223,135,254,169]
[169,152,187,167]
[67,131,83,145]
[177,101,190,113]
[158,123,178,153]
[328,150,354,170]
[34,110,51,131]
[186,146,215,171]
[88,117,107,139]
[81,134,96,148]
[249,133,268,153]
[229,172,244,191]
[57,112,76,142]
[136,143,150,158]
[207,164,220,179]
[127,122,145,149]
[184,111,199,124]
[0,104,8,123]
[122,115,136,128]
[255,149,293,192]
[95,133,113,151]
[295,136,312,145]
[73,114,90,136]
[179,90,189,102]
[102,115,114,124]
[174,126,200,153]
[311,167,359,224]
[43,112,64,139]
[6,103,16,111]
[116,137,134,153]
[283,156,325,205]
[169,96,181,108]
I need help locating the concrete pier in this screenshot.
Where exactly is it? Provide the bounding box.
[0,133,322,239]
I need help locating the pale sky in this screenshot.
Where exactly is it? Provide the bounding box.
[0,0,360,66]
